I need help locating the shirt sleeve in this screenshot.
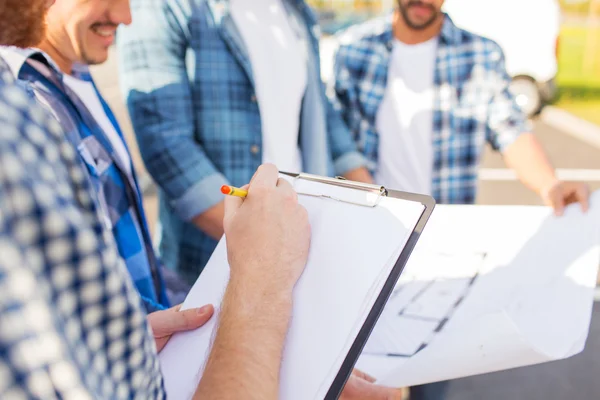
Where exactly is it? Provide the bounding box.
[0,235,93,399]
[485,43,532,152]
[321,41,368,175]
[117,0,229,222]
[329,43,373,170]
[0,80,166,399]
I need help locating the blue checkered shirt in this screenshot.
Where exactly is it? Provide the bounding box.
[117,0,368,282]
[331,14,530,204]
[0,58,165,398]
[0,47,171,312]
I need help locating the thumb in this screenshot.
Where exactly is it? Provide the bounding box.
[543,188,564,217]
[223,184,250,228]
[551,193,565,217]
[352,369,376,383]
[148,304,214,338]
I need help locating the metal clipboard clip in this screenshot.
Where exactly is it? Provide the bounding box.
[280,171,388,208]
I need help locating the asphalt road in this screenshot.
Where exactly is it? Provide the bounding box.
[91,48,600,400]
[478,120,600,206]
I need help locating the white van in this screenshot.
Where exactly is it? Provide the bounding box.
[442,0,560,116]
[319,0,561,117]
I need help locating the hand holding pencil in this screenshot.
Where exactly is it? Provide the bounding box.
[221,164,310,294]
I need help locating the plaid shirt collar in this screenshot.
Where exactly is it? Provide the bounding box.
[0,46,93,83]
[0,46,62,79]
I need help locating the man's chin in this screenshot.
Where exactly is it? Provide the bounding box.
[80,46,111,67]
[405,15,439,31]
[83,54,109,67]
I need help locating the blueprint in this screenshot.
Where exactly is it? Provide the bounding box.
[357,193,600,388]
[363,251,486,357]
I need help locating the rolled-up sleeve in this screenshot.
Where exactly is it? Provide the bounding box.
[330,44,361,138]
[485,44,532,152]
[117,0,228,221]
[331,44,371,173]
[325,95,368,175]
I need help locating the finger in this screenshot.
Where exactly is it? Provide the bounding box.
[276,177,298,201]
[276,177,293,189]
[223,184,250,224]
[352,369,376,383]
[548,193,564,217]
[249,164,279,190]
[341,376,403,400]
[148,304,214,338]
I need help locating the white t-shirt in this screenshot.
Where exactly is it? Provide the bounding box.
[374,38,438,195]
[63,73,133,176]
[231,0,307,173]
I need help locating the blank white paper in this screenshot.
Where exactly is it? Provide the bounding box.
[158,175,426,399]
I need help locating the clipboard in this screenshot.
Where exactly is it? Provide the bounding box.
[158,171,436,400]
[279,171,436,399]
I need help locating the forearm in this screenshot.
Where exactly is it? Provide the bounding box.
[503,133,558,195]
[343,167,373,184]
[191,201,225,240]
[194,277,293,399]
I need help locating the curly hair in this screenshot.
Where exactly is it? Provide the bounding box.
[0,0,48,48]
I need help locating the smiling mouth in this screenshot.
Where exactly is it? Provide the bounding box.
[93,29,113,38]
[91,25,117,38]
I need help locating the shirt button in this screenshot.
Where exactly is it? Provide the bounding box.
[250,145,260,155]
[251,95,257,102]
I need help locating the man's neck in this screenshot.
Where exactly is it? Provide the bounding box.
[392,10,444,45]
[37,39,73,75]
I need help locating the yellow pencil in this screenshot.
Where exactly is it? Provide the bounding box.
[221,185,248,198]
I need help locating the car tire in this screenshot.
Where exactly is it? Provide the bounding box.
[509,76,543,118]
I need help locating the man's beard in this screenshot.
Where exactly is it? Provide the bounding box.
[0,0,48,48]
[398,0,440,30]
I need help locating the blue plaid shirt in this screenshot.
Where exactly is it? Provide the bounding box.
[0,47,171,312]
[332,14,530,204]
[0,57,165,398]
[117,0,368,282]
